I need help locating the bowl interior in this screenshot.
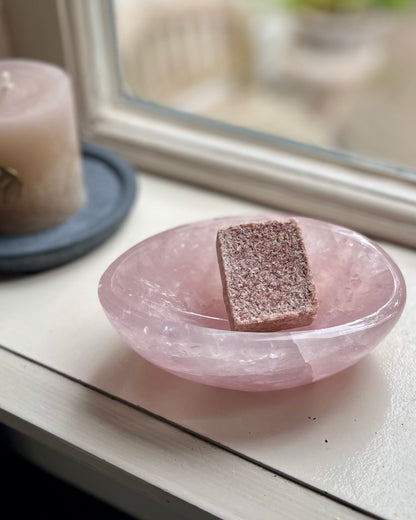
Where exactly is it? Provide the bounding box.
[108,216,397,333]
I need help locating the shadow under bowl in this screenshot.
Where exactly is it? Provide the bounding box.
[98,215,406,391]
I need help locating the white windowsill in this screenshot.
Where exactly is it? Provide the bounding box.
[0,169,415,520]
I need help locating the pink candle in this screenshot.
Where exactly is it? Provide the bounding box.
[0,59,86,235]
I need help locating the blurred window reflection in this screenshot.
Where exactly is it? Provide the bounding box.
[114,0,416,168]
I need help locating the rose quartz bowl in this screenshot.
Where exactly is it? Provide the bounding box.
[98,216,406,391]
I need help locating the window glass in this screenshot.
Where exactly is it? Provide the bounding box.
[113,0,416,169]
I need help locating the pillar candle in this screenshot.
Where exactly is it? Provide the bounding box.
[0,59,86,235]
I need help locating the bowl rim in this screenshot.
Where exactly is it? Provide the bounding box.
[98,215,407,340]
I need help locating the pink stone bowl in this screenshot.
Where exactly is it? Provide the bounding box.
[98,216,406,391]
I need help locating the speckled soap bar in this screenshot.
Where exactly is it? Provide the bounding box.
[216,219,318,332]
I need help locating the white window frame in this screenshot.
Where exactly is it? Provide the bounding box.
[5,0,416,246]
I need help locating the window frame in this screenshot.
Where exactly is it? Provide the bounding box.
[6,0,416,246]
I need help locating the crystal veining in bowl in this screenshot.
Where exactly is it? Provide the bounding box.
[98,216,406,391]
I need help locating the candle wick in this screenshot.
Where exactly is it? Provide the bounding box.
[0,71,14,90]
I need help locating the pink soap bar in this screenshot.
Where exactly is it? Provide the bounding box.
[216,219,318,332]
